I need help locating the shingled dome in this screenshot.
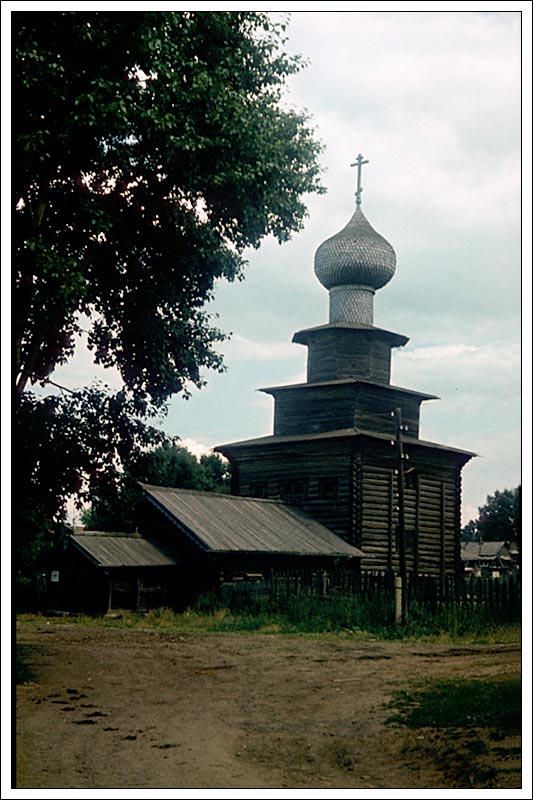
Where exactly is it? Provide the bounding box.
[314,206,396,291]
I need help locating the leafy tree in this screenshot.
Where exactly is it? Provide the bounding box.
[14,11,324,576]
[82,444,231,531]
[198,453,232,493]
[462,487,521,548]
[14,386,170,578]
[14,11,324,405]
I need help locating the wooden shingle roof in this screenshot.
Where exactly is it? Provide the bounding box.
[141,484,363,559]
[71,532,179,568]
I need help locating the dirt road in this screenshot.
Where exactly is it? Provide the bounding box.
[15,621,521,789]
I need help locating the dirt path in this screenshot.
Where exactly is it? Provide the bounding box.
[15,621,521,789]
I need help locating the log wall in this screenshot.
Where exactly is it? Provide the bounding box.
[272,385,358,436]
[271,384,423,438]
[231,440,356,542]
[357,443,462,575]
[226,435,469,576]
[305,329,393,383]
[354,387,421,438]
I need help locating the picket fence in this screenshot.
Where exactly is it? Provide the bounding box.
[226,568,521,623]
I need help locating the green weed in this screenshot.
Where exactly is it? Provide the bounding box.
[15,590,521,645]
[387,677,522,732]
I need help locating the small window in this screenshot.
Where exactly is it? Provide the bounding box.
[405,529,416,552]
[317,477,339,500]
[404,467,417,491]
[395,527,416,552]
[279,479,307,503]
[250,481,268,498]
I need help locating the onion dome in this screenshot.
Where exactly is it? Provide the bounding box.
[314,206,396,291]
[313,156,396,325]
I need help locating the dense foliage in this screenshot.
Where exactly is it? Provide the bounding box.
[462,487,521,547]
[14,11,324,404]
[82,443,231,531]
[14,387,170,577]
[13,11,324,575]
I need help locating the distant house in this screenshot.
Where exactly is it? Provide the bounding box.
[460,540,518,578]
[48,484,363,613]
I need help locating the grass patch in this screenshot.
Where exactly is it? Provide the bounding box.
[16,644,39,684]
[16,600,521,646]
[387,677,522,788]
[388,677,521,733]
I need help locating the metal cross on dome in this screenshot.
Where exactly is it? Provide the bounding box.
[350,153,369,206]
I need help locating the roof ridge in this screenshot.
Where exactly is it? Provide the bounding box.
[74,530,142,537]
[140,484,287,504]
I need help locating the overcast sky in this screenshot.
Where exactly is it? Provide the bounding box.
[23,8,527,525]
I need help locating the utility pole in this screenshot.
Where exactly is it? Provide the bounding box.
[394,407,407,624]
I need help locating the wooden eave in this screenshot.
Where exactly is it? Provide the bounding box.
[258,378,439,402]
[292,323,409,348]
[215,427,476,459]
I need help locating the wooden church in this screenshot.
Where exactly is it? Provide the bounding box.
[47,157,475,614]
[216,156,475,580]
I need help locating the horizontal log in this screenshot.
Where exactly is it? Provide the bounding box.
[363,465,394,475]
[361,496,391,506]
[361,526,393,535]
[361,484,391,495]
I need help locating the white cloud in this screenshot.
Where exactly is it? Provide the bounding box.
[460,428,522,526]
[179,437,213,458]
[286,10,521,235]
[224,334,298,362]
[393,338,520,404]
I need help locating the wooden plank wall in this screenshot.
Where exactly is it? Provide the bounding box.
[272,384,423,439]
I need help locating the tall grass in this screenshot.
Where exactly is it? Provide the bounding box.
[16,588,521,644]
[188,587,520,642]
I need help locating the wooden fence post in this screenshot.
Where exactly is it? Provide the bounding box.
[395,575,403,625]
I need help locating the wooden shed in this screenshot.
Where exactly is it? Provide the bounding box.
[47,531,182,613]
[50,486,363,612]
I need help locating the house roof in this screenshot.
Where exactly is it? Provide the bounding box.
[141,484,363,559]
[460,541,510,561]
[71,532,179,568]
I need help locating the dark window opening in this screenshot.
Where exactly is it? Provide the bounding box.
[395,527,417,552]
[249,481,268,498]
[404,467,417,491]
[279,479,307,503]
[317,477,339,500]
